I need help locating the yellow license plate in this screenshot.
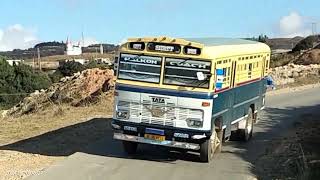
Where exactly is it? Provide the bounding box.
[144,134,165,141]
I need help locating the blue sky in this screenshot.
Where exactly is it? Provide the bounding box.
[0,0,319,50]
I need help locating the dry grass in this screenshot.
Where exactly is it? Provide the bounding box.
[24,53,114,63]
[0,94,114,180]
[0,94,113,146]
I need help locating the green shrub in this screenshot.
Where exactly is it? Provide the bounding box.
[57,61,85,77]
[49,70,64,83]
[85,60,111,69]
[0,57,51,109]
[49,60,112,83]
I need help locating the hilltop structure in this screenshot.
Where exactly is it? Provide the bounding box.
[65,37,82,56]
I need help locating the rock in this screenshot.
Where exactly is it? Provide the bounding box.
[1,110,9,118]
[292,71,300,78]
[6,68,115,117]
[271,63,320,86]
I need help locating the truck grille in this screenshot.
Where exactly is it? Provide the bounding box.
[117,100,202,127]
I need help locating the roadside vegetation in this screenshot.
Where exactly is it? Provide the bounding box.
[0,56,51,109]
[0,55,113,110]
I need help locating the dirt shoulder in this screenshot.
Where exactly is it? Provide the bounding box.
[255,110,320,179]
[267,83,320,96]
[0,95,113,180]
[0,83,319,180]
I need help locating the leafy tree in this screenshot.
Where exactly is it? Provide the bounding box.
[57,61,85,77]
[245,34,269,43]
[0,57,51,109]
[85,60,110,69]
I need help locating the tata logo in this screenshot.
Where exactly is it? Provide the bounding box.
[151,97,165,103]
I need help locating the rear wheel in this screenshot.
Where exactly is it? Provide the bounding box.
[199,129,222,162]
[239,108,254,141]
[122,141,138,155]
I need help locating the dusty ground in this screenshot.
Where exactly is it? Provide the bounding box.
[0,94,113,180]
[0,83,320,180]
[255,110,320,179]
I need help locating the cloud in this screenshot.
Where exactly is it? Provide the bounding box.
[0,24,40,51]
[278,12,312,38]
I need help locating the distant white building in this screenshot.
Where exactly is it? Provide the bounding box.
[6,59,24,66]
[65,37,82,56]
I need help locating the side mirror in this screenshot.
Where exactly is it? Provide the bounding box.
[196,72,206,81]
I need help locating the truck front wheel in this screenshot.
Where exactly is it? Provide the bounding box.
[199,129,222,162]
[122,141,138,155]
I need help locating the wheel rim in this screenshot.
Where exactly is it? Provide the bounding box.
[210,130,221,158]
[210,132,215,159]
[247,113,253,134]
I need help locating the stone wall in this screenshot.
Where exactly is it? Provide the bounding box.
[270,64,320,86]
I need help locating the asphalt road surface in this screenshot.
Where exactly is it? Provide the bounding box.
[28,87,320,180]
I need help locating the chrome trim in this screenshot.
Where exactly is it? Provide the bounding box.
[233,96,260,108]
[191,134,207,139]
[114,133,200,150]
[212,109,229,117]
[231,116,245,125]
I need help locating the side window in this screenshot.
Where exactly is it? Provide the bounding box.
[114,56,119,76]
[223,67,227,76]
[248,63,252,79]
[215,59,232,90]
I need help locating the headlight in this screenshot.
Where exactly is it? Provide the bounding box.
[116,110,129,119]
[186,118,203,128]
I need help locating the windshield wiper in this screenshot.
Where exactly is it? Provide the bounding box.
[191,73,212,89]
[191,79,208,89]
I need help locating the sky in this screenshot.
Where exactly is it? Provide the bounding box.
[0,0,319,51]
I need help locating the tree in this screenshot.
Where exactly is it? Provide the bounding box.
[245,34,269,43]
[57,61,85,77]
[258,34,268,43]
[0,56,51,109]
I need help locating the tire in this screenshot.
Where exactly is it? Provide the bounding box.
[122,141,138,155]
[200,138,212,163]
[215,129,223,153]
[199,129,222,162]
[239,108,254,141]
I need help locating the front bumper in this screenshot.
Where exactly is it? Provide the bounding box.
[114,133,200,150]
[111,119,211,150]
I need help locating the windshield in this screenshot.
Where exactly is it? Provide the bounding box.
[164,58,211,88]
[118,53,162,83]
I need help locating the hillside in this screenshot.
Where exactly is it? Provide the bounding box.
[292,35,320,52]
[265,36,304,50]
[0,42,119,59]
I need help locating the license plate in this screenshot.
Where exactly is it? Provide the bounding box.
[144,134,165,141]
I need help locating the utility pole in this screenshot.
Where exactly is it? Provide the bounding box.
[37,47,41,71]
[32,50,35,72]
[312,23,317,35]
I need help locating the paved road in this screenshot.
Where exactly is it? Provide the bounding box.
[28,87,320,180]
